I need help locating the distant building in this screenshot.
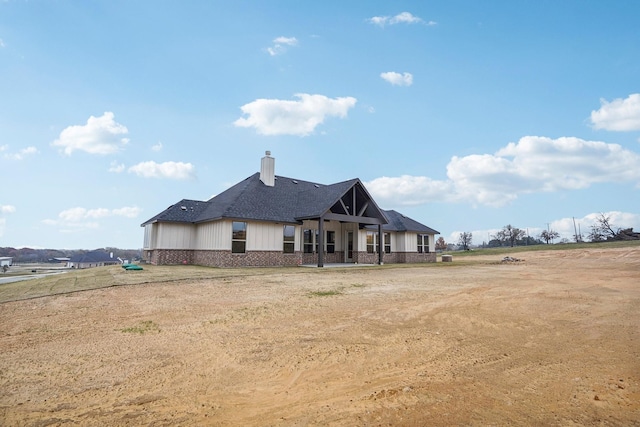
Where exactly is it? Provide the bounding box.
[68,251,120,269]
[0,257,12,267]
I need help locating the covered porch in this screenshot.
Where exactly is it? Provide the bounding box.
[297,180,388,268]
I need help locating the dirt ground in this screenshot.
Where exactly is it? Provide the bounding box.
[1,247,639,426]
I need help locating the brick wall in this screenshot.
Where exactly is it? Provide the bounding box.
[146,249,436,267]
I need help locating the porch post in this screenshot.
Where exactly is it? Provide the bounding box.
[318,216,324,267]
[378,224,383,265]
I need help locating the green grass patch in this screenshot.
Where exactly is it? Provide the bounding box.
[121,320,160,334]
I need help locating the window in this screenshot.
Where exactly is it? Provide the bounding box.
[384,232,391,254]
[326,231,335,254]
[304,229,336,253]
[303,229,314,253]
[367,231,389,253]
[283,225,295,253]
[417,234,429,253]
[232,221,247,253]
[366,231,375,253]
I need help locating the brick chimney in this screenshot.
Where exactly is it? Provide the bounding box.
[260,151,275,186]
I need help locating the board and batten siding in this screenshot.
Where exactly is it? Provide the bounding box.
[197,220,302,252]
[398,232,435,252]
[154,223,197,249]
[246,221,284,251]
[195,220,231,250]
[143,224,155,249]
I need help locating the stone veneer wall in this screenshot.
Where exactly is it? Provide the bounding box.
[302,251,344,265]
[147,249,194,265]
[146,249,436,267]
[195,250,302,267]
[400,252,437,263]
[355,251,436,264]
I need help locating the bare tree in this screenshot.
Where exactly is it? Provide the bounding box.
[590,213,619,241]
[494,224,526,247]
[539,229,560,244]
[435,237,447,251]
[457,232,472,251]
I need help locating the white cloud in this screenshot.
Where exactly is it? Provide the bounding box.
[380,71,413,86]
[364,175,454,206]
[590,93,640,131]
[46,206,143,229]
[128,160,196,180]
[108,161,125,173]
[0,145,7,152]
[59,207,110,222]
[112,206,143,218]
[266,36,298,56]
[1,205,16,214]
[0,39,4,48]
[51,112,129,155]
[233,93,357,136]
[2,146,39,160]
[368,12,426,27]
[151,141,163,151]
[365,136,640,208]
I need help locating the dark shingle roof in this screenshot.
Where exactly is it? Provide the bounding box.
[139,199,209,225]
[141,174,436,234]
[142,173,366,225]
[371,210,440,234]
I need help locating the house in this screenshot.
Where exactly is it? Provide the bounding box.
[68,250,120,269]
[141,152,439,267]
[0,257,12,268]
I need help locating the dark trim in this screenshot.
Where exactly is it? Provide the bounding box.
[320,212,386,225]
[378,224,383,265]
[318,215,324,267]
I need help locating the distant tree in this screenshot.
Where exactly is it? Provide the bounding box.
[487,239,503,248]
[539,229,560,244]
[518,235,543,246]
[457,232,472,251]
[493,224,526,247]
[435,237,447,251]
[589,213,619,241]
[588,228,606,242]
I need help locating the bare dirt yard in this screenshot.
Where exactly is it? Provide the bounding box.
[1,246,639,426]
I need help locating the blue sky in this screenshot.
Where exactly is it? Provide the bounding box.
[1,0,639,250]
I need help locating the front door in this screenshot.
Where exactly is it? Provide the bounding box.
[345,231,354,262]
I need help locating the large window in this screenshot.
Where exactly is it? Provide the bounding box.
[303,229,314,253]
[283,225,295,253]
[303,229,335,253]
[326,231,335,254]
[232,221,247,253]
[366,231,375,253]
[417,234,429,253]
[367,231,390,254]
[384,232,391,254]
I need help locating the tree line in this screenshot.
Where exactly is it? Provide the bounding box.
[436,213,638,251]
[0,247,142,264]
